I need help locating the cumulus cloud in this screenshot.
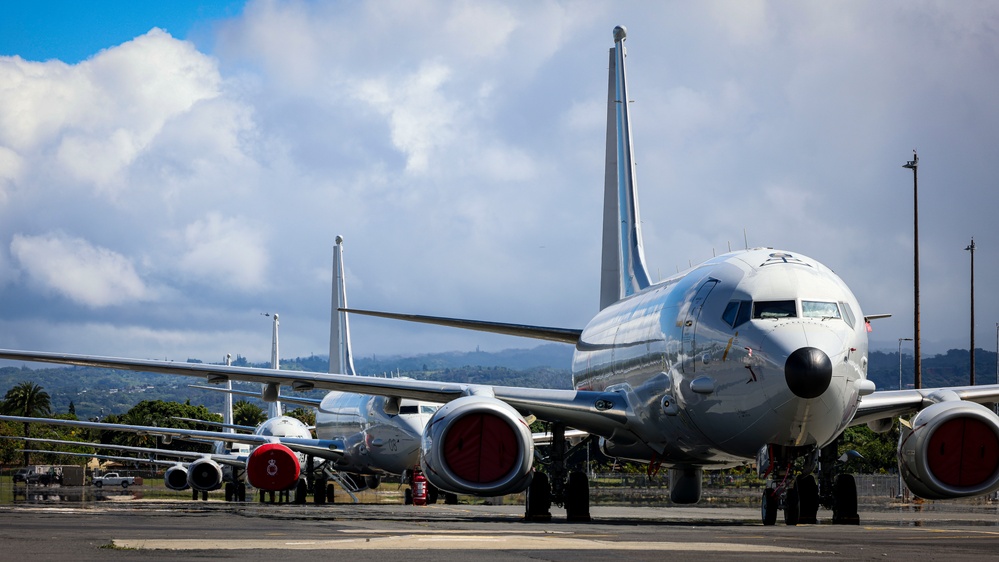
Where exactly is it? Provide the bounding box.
[10,232,150,307]
[176,213,268,292]
[0,28,221,195]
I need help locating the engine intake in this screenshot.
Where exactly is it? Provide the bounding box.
[164,465,190,491]
[421,395,533,496]
[247,442,301,491]
[187,458,223,491]
[899,400,999,499]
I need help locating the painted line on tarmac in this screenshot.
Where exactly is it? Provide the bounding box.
[113,534,832,553]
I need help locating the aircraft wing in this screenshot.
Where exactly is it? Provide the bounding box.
[851,384,999,426]
[22,448,188,468]
[0,348,632,440]
[170,415,256,433]
[0,414,345,461]
[0,436,247,467]
[341,308,583,344]
[187,384,324,409]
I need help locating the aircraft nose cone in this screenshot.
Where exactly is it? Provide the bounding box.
[784,347,832,399]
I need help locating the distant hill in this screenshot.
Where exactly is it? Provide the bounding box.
[1,344,992,420]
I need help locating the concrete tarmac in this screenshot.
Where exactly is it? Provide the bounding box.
[1,498,998,561]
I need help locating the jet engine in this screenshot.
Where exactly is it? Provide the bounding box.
[164,465,190,491]
[246,442,301,491]
[187,458,224,491]
[899,399,999,499]
[420,395,533,496]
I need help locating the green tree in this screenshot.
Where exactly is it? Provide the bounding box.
[233,400,267,427]
[286,407,316,430]
[0,381,52,466]
[102,400,221,452]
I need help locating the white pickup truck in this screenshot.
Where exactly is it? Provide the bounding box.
[91,472,138,488]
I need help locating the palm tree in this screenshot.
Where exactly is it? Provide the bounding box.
[1,381,52,466]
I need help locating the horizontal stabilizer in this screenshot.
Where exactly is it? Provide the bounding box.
[341,308,582,344]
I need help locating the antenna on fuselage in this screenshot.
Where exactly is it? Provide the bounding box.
[599,25,652,310]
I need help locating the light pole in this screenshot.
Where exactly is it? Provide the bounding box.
[903,151,921,388]
[898,337,913,390]
[966,239,975,385]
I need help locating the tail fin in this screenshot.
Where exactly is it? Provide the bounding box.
[265,313,282,419]
[599,26,652,310]
[329,235,356,375]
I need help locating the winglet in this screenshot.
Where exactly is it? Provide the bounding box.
[600,25,651,310]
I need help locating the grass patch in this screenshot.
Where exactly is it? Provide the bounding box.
[98,540,136,550]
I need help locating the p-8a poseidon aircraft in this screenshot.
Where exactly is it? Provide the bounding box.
[3,26,999,526]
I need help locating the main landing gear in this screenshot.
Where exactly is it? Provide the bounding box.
[759,440,859,526]
[525,423,591,522]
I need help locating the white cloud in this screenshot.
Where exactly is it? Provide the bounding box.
[10,232,150,307]
[177,213,268,292]
[0,28,221,195]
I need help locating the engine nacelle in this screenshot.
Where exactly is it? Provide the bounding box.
[187,458,223,491]
[164,465,190,491]
[246,442,301,491]
[420,395,533,496]
[899,400,999,499]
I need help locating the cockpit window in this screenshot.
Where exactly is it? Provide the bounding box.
[839,301,856,328]
[399,405,419,414]
[802,301,841,319]
[753,300,796,319]
[421,405,439,414]
[723,300,753,328]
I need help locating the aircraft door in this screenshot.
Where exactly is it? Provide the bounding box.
[681,279,719,373]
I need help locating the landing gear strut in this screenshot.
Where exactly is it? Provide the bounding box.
[525,422,591,522]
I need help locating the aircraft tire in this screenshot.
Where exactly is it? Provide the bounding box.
[524,472,552,522]
[832,474,859,525]
[427,484,439,505]
[796,475,819,524]
[295,480,308,504]
[237,483,246,502]
[761,489,778,526]
[783,488,799,526]
[565,471,591,522]
[224,483,234,502]
[326,483,336,504]
[404,488,413,505]
[444,493,458,505]
[314,480,327,505]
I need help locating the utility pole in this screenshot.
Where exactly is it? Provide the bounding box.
[903,152,921,388]
[966,239,975,385]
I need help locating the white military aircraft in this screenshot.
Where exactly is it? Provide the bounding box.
[3,26,999,526]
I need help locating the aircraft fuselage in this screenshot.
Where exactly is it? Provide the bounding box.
[573,248,869,466]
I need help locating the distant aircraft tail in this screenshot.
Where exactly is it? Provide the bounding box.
[599,26,652,310]
[329,236,357,375]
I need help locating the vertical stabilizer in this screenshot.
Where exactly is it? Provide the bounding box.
[223,353,234,434]
[265,313,282,419]
[329,235,357,375]
[600,26,651,310]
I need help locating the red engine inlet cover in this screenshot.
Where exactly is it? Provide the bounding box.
[247,443,301,490]
[442,412,518,484]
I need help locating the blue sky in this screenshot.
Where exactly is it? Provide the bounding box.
[1,1,998,365]
[0,1,242,63]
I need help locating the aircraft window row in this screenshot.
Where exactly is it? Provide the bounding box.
[398,405,440,415]
[723,299,857,328]
[754,300,797,319]
[802,301,841,319]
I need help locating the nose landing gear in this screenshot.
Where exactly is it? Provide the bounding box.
[759,441,859,526]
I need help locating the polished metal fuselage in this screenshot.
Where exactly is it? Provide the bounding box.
[572,248,869,467]
[315,391,432,475]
